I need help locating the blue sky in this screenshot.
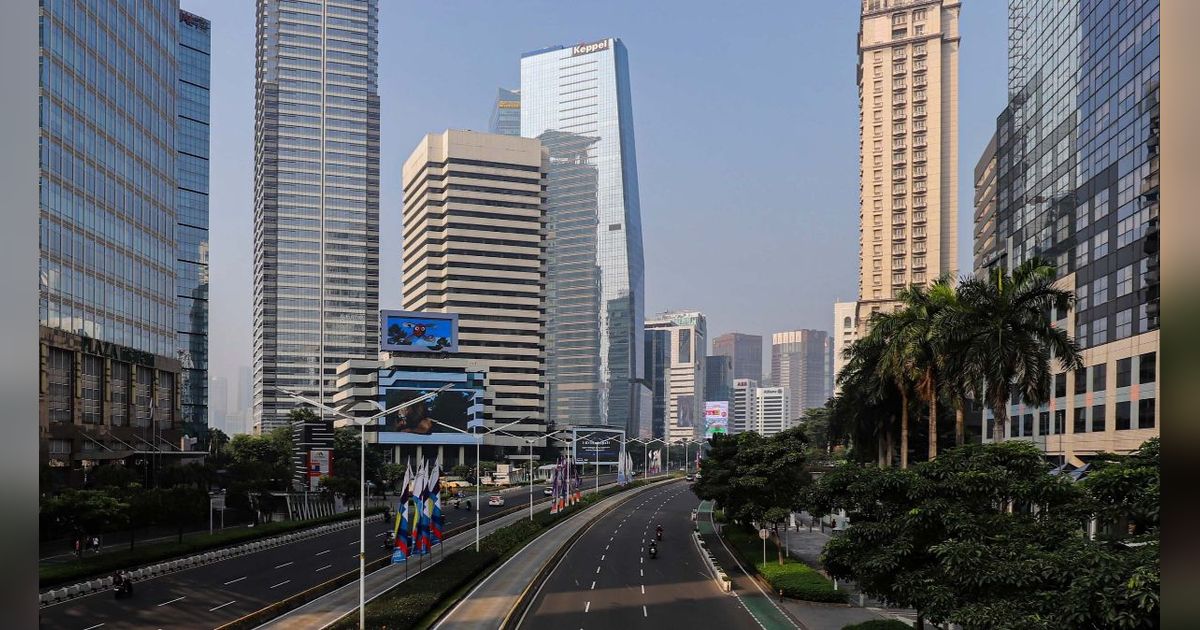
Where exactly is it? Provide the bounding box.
[185,0,1009,411]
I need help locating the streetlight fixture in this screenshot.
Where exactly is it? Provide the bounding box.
[281,383,451,630]
[627,436,665,478]
[427,416,529,551]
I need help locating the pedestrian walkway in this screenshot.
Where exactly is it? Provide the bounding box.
[696,501,799,630]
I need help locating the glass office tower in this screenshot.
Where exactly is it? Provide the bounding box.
[176,11,211,436]
[38,1,207,485]
[253,0,382,433]
[521,38,646,434]
[980,0,1159,461]
[489,87,521,136]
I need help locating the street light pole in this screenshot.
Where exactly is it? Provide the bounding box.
[281,383,449,630]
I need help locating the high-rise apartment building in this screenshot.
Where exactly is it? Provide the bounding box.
[38,4,210,484]
[401,130,548,425]
[831,302,859,389]
[176,11,211,436]
[705,355,733,403]
[489,88,521,136]
[731,378,758,434]
[978,0,1159,463]
[712,332,764,382]
[252,0,381,433]
[644,312,706,442]
[855,0,960,318]
[520,38,646,435]
[754,387,792,436]
[771,330,832,415]
[973,131,999,275]
[644,327,670,439]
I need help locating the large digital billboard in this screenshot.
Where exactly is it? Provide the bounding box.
[563,427,625,466]
[380,310,458,353]
[372,369,485,445]
[704,401,730,438]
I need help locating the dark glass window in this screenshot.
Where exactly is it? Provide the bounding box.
[1092,404,1106,432]
[1116,358,1132,388]
[1116,401,1131,430]
[1073,406,1087,433]
[1054,409,1066,435]
[1009,415,1019,438]
[986,421,994,440]
[1010,389,1020,405]
[1055,373,1067,398]
[1022,414,1033,436]
[1074,368,1087,395]
[1139,352,1156,384]
[677,329,691,364]
[1138,399,1156,429]
[1039,411,1050,435]
[1093,364,1107,392]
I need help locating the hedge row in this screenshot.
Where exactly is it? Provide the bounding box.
[328,480,651,629]
[40,507,384,589]
[841,621,911,630]
[722,525,848,604]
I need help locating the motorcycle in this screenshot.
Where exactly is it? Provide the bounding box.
[656,528,663,541]
[648,544,658,560]
[112,573,133,599]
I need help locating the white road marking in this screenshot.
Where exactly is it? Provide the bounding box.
[209,600,237,612]
[595,566,601,574]
[643,605,649,617]
[349,540,360,545]
[270,579,291,589]
[605,544,610,550]
[601,554,605,561]
[81,624,105,630]
[223,576,246,585]
[316,549,331,556]
[640,557,644,564]
[641,584,645,594]
[591,581,596,590]
[157,596,185,607]
[640,568,644,577]
[274,561,293,569]
[585,601,591,613]
[316,564,333,572]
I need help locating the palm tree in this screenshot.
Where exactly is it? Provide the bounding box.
[947,258,1084,441]
[835,334,896,467]
[869,287,938,468]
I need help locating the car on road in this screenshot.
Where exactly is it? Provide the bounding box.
[488,495,505,506]
[543,487,553,496]
[685,474,694,481]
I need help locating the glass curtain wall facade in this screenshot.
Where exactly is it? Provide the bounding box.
[489,87,521,136]
[981,0,1159,462]
[253,0,382,433]
[520,38,646,435]
[176,10,211,435]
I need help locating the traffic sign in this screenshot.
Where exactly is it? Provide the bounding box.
[758,528,769,540]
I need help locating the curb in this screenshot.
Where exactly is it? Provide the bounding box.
[38,514,384,608]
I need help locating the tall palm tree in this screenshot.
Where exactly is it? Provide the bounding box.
[947,258,1084,441]
[836,334,896,467]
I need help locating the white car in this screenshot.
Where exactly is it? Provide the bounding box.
[488,495,505,506]
[543,487,553,496]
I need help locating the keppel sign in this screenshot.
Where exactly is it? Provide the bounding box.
[571,39,611,56]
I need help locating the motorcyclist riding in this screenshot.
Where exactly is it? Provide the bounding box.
[648,541,658,559]
[656,524,663,541]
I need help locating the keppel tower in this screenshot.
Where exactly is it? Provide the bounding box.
[520,38,646,435]
[252,0,381,433]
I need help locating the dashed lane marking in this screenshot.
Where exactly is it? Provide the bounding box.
[591,581,596,589]
[157,596,185,607]
[316,564,333,572]
[316,549,331,556]
[585,601,591,613]
[209,600,237,612]
[269,579,291,589]
[274,561,293,569]
[223,576,246,585]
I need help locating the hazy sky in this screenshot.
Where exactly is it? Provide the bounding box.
[184,0,1009,417]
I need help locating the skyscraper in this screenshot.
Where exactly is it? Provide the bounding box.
[401,130,548,426]
[978,0,1159,461]
[855,0,960,317]
[705,355,733,403]
[832,302,858,388]
[489,88,521,136]
[252,0,381,433]
[712,332,764,382]
[771,330,832,415]
[972,131,999,275]
[644,327,671,439]
[754,387,792,436]
[38,3,210,485]
[521,38,646,435]
[644,311,706,442]
[176,11,212,436]
[730,378,758,434]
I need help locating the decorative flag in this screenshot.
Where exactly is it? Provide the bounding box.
[429,464,443,545]
[391,459,414,563]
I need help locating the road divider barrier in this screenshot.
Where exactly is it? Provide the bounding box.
[38,512,387,608]
[693,531,732,592]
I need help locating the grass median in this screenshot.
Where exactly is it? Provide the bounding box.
[328,479,655,630]
[40,507,384,590]
[722,524,848,604]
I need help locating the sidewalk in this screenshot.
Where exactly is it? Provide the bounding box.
[696,501,799,629]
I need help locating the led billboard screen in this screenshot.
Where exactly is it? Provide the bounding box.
[373,369,485,445]
[704,401,730,438]
[564,427,625,466]
[380,310,458,353]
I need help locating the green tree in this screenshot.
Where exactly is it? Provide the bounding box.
[42,489,129,544]
[946,258,1083,440]
[834,332,903,467]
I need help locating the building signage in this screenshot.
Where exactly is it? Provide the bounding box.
[380,310,459,353]
[704,401,730,438]
[497,100,520,109]
[80,337,156,367]
[571,39,611,56]
[308,449,332,491]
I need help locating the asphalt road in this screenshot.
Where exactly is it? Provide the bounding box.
[520,481,757,629]
[41,474,620,630]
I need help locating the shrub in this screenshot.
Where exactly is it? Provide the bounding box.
[841,621,911,630]
[722,524,847,604]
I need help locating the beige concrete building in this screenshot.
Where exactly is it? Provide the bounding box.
[855,0,960,325]
[400,130,548,425]
[831,301,859,389]
[645,311,707,443]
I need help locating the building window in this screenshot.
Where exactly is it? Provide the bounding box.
[1138,399,1156,429]
[1093,276,1108,306]
[1093,364,1107,392]
[111,361,129,427]
[913,149,926,162]
[1055,373,1066,398]
[1009,415,1019,438]
[1092,317,1108,345]
[1073,406,1087,433]
[1092,404,1106,432]
[1076,284,1088,310]
[49,439,71,455]
[80,355,103,425]
[1139,352,1156,384]
[892,272,905,284]
[1074,368,1087,395]
[1075,240,1089,267]
[678,329,692,364]
[1117,265,1133,296]
[1115,401,1132,430]
[1054,409,1065,435]
[874,66,883,78]
[1116,358,1132,388]
[134,368,153,428]
[47,348,73,424]
[1022,414,1033,436]
[1039,411,1050,436]
[873,274,882,285]
[1076,323,1088,344]
[914,24,925,35]
[1116,309,1132,338]
[913,8,927,21]
[1094,231,1109,258]
[157,371,175,430]
[892,12,907,26]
